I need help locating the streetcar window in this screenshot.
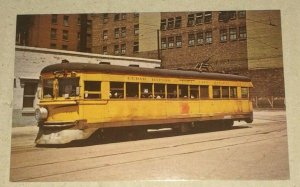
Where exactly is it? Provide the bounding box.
[58,77,79,97]
[190,85,199,98]
[141,83,153,98]
[167,84,177,98]
[179,85,188,98]
[126,82,139,98]
[241,87,249,98]
[110,82,124,99]
[230,87,237,98]
[43,79,54,98]
[200,85,209,98]
[222,86,229,98]
[84,81,101,99]
[213,86,221,98]
[154,84,165,99]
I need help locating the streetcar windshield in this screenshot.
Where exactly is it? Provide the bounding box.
[43,79,54,98]
[58,77,79,97]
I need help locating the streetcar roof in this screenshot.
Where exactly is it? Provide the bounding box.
[41,63,251,82]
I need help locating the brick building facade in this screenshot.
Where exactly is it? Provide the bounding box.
[15,11,285,107]
[16,14,92,52]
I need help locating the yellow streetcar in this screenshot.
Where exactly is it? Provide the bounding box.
[35,62,253,144]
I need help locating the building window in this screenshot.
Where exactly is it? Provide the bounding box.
[220,29,227,42]
[195,12,203,25]
[133,42,139,52]
[238,11,246,19]
[219,11,237,22]
[134,24,139,35]
[228,11,237,20]
[204,11,212,23]
[161,38,167,49]
[114,45,119,55]
[63,15,69,26]
[87,20,92,27]
[121,27,126,37]
[77,32,80,40]
[63,30,68,40]
[103,30,108,40]
[168,37,174,48]
[121,13,126,20]
[51,14,57,24]
[22,81,38,108]
[134,13,139,17]
[239,26,247,39]
[167,18,174,29]
[121,43,126,55]
[175,16,182,28]
[161,19,167,30]
[103,13,108,23]
[188,33,195,46]
[196,32,204,45]
[103,46,107,55]
[50,43,56,49]
[62,45,68,50]
[218,12,226,22]
[114,28,120,38]
[176,36,182,47]
[51,29,57,40]
[77,16,81,25]
[87,34,91,43]
[229,28,237,40]
[187,14,195,26]
[205,31,212,44]
[114,13,120,21]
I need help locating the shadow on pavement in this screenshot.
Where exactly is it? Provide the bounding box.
[36,124,251,148]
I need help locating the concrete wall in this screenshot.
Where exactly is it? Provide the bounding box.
[139,13,160,52]
[246,10,283,70]
[13,46,160,127]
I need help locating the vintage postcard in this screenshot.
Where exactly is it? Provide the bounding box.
[1,0,299,187]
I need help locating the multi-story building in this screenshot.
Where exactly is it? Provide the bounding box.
[159,11,247,71]
[16,14,92,52]
[91,13,160,59]
[90,11,248,71]
[15,11,284,108]
[90,11,284,107]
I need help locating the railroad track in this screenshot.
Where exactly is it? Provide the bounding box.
[11,122,286,181]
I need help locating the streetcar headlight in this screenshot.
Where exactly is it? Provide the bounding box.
[35,107,48,122]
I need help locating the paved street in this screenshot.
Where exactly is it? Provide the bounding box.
[10,110,289,181]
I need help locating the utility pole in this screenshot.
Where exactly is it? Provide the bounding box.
[157,29,163,68]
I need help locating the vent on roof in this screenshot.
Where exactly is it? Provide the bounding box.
[129,64,139,67]
[61,59,69,64]
[99,62,111,65]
